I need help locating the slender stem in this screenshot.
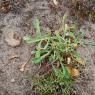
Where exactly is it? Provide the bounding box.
[41,51,51,59]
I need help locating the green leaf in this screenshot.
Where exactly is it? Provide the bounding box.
[55,31,62,43]
[35,50,41,58]
[23,35,32,44]
[32,57,42,64]
[24,34,51,44]
[61,63,66,75]
[33,17,41,38]
[69,32,75,38]
[52,65,62,78]
[65,32,75,39]
[74,52,81,60]
[90,42,95,46]
[61,63,70,79]
[44,42,49,50]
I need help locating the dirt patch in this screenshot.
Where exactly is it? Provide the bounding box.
[73,22,95,95]
[0,0,95,95]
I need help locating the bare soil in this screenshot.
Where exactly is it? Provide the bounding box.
[0,0,95,95]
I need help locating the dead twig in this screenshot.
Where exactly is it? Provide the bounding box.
[20,54,32,72]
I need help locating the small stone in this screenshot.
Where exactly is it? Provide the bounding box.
[10,78,15,83]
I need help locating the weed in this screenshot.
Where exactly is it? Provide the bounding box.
[23,14,84,95]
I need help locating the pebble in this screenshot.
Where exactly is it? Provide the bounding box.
[10,78,15,83]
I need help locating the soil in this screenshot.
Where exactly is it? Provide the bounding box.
[0,0,95,95]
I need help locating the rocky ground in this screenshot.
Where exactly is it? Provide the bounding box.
[0,0,95,95]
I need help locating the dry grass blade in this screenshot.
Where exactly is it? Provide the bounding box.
[19,54,32,72]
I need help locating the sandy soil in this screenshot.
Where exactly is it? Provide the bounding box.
[0,0,95,95]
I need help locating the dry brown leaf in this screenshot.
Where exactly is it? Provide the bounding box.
[66,66,79,77]
[71,68,79,76]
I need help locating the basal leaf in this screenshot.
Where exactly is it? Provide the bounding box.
[55,31,62,43]
[33,17,41,38]
[24,35,50,44]
[32,57,42,64]
[61,63,70,79]
[35,50,41,58]
[52,65,62,78]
